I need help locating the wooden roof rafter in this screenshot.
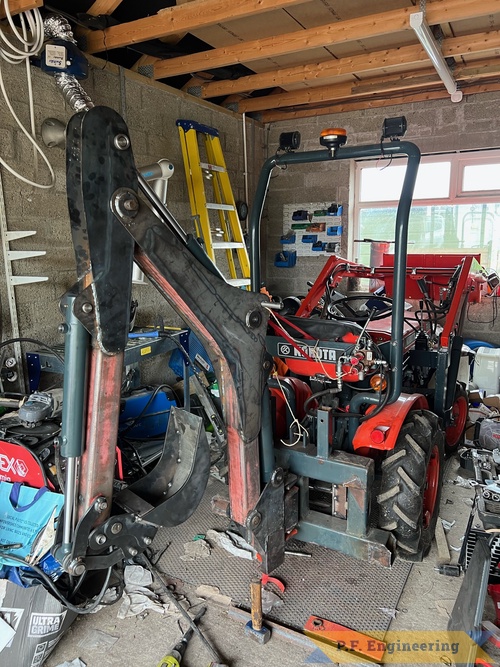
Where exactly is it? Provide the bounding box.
[83,0,309,54]
[0,0,42,19]
[87,0,123,16]
[260,79,500,123]
[200,30,500,99]
[235,56,500,114]
[152,0,500,80]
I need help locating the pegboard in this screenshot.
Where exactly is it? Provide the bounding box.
[281,201,343,258]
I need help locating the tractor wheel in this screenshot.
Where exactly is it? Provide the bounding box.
[377,410,444,559]
[444,385,468,454]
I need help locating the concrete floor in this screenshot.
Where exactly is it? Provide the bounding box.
[44,456,500,667]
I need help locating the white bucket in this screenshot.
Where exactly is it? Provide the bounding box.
[473,347,500,396]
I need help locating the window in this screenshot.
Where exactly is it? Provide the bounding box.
[352,151,500,272]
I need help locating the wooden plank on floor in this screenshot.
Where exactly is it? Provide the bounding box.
[435,517,451,565]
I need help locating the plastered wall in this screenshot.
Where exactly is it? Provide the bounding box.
[262,92,500,345]
[0,57,265,386]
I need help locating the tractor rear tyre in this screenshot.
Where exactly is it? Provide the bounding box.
[377,410,444,559]
[444,384,468,454]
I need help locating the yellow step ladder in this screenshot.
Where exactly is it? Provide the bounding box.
[177,119,251,289]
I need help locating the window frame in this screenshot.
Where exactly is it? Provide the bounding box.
[349,149,500,264]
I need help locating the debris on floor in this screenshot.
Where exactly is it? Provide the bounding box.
[180,538,211,561]
[195,584,232,606]
[54,660,86,667]
[77,629,119,650]
[117,564,185,619]
[206,528,256,560]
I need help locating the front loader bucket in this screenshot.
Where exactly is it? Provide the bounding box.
[116,407,210,528]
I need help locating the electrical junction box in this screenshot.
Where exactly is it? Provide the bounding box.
[44,44,66,69]
[32,39,89,79]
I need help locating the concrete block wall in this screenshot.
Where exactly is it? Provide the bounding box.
[0,57,265,385]
[262,91,500,345]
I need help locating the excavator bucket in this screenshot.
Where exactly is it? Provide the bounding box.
[116,407,210,528]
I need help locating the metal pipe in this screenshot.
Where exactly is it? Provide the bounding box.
[248,140,420,406]
[137,173,188,244]
[259,386,275,483]
[242,112,249,224]
[53,73,94,113]
[62,457,78,547]
[249,155,276,291]
[59,292,89,550]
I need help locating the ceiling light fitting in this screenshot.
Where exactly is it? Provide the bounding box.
[410,11,463,103]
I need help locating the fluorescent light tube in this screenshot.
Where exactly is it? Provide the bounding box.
[410,12,463,102]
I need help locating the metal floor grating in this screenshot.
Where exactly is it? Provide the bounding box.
[153,478,412,633]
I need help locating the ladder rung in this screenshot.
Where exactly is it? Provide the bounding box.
[200,162,226,173]
[206,203,235,211]
[228,279,251,287]
[213,242,246,249]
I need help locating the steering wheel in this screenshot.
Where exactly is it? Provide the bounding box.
[327,295,393,323]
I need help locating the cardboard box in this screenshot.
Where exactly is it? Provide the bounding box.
[0,579,76,667]
[468,403,492,423]
[483,394,500,411]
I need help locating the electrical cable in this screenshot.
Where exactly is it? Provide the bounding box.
[140,554,223,665]
[273,374,309,446]
[0,337,64,365]
[3,553,113,614]
[119,384,175,435]
[466,291,498,325]
[0,1,55,188]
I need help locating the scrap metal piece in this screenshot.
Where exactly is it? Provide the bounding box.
[448,537,491,667]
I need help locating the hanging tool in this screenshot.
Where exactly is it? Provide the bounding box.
[177,119,251,289]
[157,607,206,667]
[244,579,271,644]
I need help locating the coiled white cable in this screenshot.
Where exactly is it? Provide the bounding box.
[0,1,55,188]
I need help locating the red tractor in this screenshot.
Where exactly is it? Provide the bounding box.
[266,251,475,559]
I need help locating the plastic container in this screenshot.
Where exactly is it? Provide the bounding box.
[274,250,297,267]
[473,346,500,396]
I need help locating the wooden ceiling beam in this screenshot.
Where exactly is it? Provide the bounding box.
[237,70,439,113]
[130,54,160,74]
[201,30,500,98]
[153,0,500,79]
[237,57,500,113]
[87,0,123,16]
[83,0,308,54]
[0,0,42,18]
[260,81,500,123]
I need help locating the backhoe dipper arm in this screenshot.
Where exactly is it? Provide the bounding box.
[67,106,270,528]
